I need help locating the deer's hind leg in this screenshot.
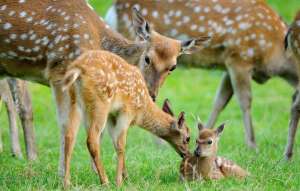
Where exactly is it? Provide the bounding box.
[83,95,110,185]
[0,80,22,158]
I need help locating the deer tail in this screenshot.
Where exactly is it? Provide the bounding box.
[61,68,81,92]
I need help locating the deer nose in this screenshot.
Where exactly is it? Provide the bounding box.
[194,147,201,157]
[150,94,156,102]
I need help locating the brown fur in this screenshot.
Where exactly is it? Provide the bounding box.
[180,124,249,181]
[54,50,191,187]
[111,0,298,150]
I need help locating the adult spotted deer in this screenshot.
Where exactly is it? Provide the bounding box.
[0,79,36,160]
[107,0,298,149]
[56,50,191,187]
[285,11,300,159]
[180,123,248,181]
[0,0,206,186]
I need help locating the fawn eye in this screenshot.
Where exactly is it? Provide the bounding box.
[144,56,151,65]
[169,65,176,71]
[207,140,213,145]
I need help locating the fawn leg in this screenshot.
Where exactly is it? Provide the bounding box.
[227,63,256,149]
[85,102,109,185]
[0,80,22,158]
[109,114,131,187]
[206,73,234,128]
[285,90,300,160]
[51,84,81,188]
[8,79,37,160]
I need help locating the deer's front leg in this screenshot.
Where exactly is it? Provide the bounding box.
[285,90,300,160]
[8,79,37,161]
[206,72,233,128]
[227,63,256,149]
[51,84,80,188]
[109,114,131,187]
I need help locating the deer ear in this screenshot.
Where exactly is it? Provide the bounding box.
[198,123,204,131]
[180,36,211,54]
[132,7,152,41]
[215,123,225,136]
[177,112,185,129]
[162,99,174,116]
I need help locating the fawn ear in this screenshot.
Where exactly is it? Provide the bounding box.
[132,7,152,41]
[180,36,211,55]
[198,123,204,131]
[215,123,225,136]
[162,99,174,116]
[177,112,185,129]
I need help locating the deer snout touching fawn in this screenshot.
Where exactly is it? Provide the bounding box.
[56,50,191,187]
[180,123,249,181]
[285,11,300,160]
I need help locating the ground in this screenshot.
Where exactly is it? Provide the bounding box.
[0,0,300,190]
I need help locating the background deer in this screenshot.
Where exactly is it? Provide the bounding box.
[107,0,298,150]
[0,79,36,160]
[57,50,191,187]
[285,11,300,159]
[0,0,205,186]
[180,123,248,181]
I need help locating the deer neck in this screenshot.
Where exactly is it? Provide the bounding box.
[196,156,216,177]
[100,29,146,65]
[137,100,175,139]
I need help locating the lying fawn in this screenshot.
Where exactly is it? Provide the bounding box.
[57,50,191,187]
[180,123,248,181]
[285,11,300,159]
[107,0,298,150]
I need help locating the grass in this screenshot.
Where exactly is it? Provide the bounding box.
[1,1,300,190]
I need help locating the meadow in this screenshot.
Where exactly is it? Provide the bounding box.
[0,0,300,190]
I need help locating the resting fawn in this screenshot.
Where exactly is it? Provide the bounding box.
[58,50,191,186]
[180,123,248,181]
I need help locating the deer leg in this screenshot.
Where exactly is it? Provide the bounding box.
[108,114,131,187]
[228,64,256,149]
[206,73,233,128]
[51,84,81,188]
[8,79,37,160]
[285,90,300,160]
[85,101,109,185]
[0,80,23,159]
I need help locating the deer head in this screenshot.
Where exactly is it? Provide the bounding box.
[194,123,225,157]
[162,99,191,157]
[132,8,210,101]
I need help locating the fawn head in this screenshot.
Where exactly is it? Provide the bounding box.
[194,123,225,157]
[162,99,191,157]
[132,7,210,101]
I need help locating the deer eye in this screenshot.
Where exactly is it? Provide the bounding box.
[144,56,151,65]
[207,140,213,145]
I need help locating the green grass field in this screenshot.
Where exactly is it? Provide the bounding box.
[1,1,300,190]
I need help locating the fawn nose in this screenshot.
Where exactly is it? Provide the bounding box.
[150,94,156,102]
[194,147,201,157]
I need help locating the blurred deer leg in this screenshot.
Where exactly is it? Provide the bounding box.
[285,90,300,160]
[0,80,23,158]
[228,63,256,149]
[8,79,37,160]
[206,73,233,128]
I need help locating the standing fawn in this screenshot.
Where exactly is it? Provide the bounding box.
[0,79,36,160]
[56,50,191,187]
[180,123,248,181]
[0,0,206,185]
[285,11,300,159]
[107,0,299,150]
